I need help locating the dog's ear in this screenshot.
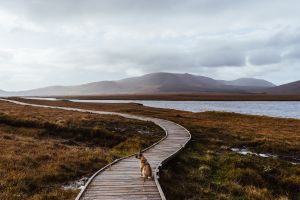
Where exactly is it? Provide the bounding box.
[138,151,143,157]
[135,151,142,158]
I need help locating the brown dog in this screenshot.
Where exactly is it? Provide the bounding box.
[135,152,153,181]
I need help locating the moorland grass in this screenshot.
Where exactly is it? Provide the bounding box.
[13,98,300,200]
[0,100,164,200]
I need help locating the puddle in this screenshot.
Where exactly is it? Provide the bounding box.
[291,162,300,165]
[230,148,299,165]
[62,177,89,190]
[231,148,277,158]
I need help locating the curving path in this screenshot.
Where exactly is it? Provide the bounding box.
[0,98,191,200]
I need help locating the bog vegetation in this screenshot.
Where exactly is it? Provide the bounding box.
[15,98,300,200]
[0,100,164,200]
[159,112,300,200]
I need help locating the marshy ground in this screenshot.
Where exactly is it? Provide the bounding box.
[0,100,164,200]
[159,112,300,200]
[3,98,300,200]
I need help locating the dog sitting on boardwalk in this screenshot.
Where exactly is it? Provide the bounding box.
[135,152,153,181]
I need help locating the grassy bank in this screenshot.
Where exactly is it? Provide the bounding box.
[12,98,300,200]
[0,100,164,200]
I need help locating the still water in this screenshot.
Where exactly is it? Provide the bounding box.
[69,99,300,119]
[25,97,300,119]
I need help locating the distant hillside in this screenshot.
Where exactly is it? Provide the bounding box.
[263,80,300,95]
[0,72,278,96]
[0,89,9,96]
[220,78,276,88]
[117,73,225,93]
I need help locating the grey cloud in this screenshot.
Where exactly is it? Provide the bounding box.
[196,46,245,67]
[0,0,300,90]
[90,44,246,71]
[249,50,282,65]
[0,0,243,18]
[283,45,300,60]
[0,50,13,63]
[1,0,297,28]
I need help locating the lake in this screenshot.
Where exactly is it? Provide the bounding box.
[25,98,300,119]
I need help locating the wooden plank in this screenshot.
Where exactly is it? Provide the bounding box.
[0,98,191,200]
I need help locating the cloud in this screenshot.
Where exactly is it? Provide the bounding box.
[248,49,282,65]
[0,0,299,90]
[284,45,300,60]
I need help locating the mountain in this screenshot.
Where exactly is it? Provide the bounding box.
[117,73,225,93]
[0,72,277,96]
[219,78,276,88]
[263,80,300,95]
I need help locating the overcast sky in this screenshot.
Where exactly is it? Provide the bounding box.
[0,0,299,91]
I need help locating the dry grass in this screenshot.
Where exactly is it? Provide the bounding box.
[0,100,164,200]
[14,98,300,155]
[12,98,300,200]
[0,131,107,200]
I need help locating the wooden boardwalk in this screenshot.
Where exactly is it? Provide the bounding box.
[0,99,191,200]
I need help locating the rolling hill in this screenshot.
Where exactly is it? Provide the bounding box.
[0,72,281,96]
[220,78,275,88]
[263,80,300,95]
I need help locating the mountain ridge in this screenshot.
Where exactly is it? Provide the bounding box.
[219,78,275,88]
[263,80,300,95]
[2,72,297,96]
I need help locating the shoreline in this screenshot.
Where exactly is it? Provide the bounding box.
[3,92,300,101]
[51,93,300,101]
[13,97,300,120]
